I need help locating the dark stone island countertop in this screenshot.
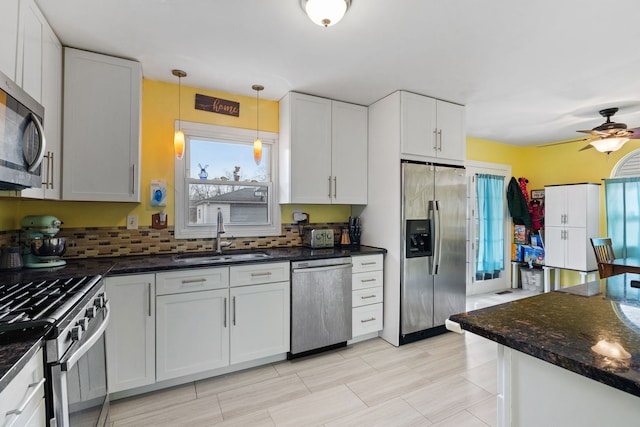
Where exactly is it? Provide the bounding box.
[0,245,386,393]
[450,273,640,398]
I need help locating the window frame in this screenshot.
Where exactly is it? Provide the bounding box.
[174,121,281,239]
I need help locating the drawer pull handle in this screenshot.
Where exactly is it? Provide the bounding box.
[361,317,377,323]
[250,272,272,277]
[360,278,377,283]
[361,294,377,299]
[181,278,207,284]
[6,378,46,417]
[361,262,377,266]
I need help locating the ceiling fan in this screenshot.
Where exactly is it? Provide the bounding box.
[577,107,640,153]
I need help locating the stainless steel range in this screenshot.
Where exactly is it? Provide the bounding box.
[0,275,110,427]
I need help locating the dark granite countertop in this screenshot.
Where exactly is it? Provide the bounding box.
[107,245,386,275]
[0,245,385,393]
[0,329,47,395]
[449,273,640,397]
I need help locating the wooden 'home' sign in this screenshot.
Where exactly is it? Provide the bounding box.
[195,93,240,117]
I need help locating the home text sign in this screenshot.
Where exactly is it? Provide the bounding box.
[195,93,240,117]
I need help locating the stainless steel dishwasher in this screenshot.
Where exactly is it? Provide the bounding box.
[289,257,352,358]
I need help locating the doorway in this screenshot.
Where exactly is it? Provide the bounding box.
[466,161,511,295]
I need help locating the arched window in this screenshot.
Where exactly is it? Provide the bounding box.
[611,149,640,178]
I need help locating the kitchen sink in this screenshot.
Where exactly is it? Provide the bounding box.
[172,251,271,264]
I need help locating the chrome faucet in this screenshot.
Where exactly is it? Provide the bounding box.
[216,208,232,254]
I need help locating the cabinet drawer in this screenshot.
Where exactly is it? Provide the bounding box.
[0,347,45,427]
[352,270,383,291]
[352,303,383,337]
[156,267,229,295]
[352,287,383,308]
[352,254,383,273]
[230,262,290,287]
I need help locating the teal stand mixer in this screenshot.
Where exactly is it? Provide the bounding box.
[21,215,67,268]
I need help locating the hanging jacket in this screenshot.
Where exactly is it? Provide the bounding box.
[507,177,532,228]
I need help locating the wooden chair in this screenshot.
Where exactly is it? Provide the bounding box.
[590,237,615,278]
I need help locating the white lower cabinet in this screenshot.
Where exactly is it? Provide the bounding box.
[155,267,229,382]
[156,288,229,381]
[230,281,290,364]
[351,254,384,339]
[105,274,155,393]
[152,262,289,385]
[0,347,45,427]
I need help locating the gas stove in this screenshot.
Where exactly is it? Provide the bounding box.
[0,275,102,337]
[0,274,110,426]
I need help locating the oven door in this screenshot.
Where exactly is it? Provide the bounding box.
[51,301,111,427]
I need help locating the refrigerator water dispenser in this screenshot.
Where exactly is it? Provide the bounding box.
[405,219,432,258]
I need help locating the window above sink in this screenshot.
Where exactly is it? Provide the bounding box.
[174,122,281,239]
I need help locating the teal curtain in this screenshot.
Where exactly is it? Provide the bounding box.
[476,174,505,275]
[605,177,640,258]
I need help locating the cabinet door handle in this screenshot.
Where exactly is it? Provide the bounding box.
[42,151,51,189]
[148,283,152,317]
[334,176,337,199]
[433,128,438,150]
[328,176,332,198]
[438,129,443,151]
[361,262,377,266]
[223,297,227,328]
[361,294,377,299]
[49,151,54,189]
[232,296,236,326]
[131,164,135,195]
[361,317,377,323]
[360,278,377,283]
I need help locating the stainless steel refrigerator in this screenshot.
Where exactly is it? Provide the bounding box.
[400,161,466,344]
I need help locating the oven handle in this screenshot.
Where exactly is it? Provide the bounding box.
[61,301,111,372]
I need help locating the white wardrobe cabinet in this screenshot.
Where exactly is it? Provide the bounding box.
[543,183,600,286]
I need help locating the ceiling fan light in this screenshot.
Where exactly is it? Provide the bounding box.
[302,0,350,27]
[590,137,629,153]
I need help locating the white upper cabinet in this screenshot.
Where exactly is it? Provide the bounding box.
[62,48,141,202]
[331,100,368,204]
[400,91,465,164]
[279,92,367,204]
[21,21,62,200]
[16,0,43,102]
[0,0,19,80]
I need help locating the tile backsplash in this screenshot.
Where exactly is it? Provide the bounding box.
[0,223,347,259]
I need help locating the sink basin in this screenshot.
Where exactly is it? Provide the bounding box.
[173,251,271,264]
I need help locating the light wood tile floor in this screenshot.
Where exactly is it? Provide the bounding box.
[110,289,534,426]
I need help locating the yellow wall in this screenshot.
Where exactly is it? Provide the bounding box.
[0,80,351,230]
[0,80,636,233]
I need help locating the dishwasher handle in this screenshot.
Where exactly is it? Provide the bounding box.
[292,263,352,274]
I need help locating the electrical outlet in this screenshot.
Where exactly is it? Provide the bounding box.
[293,211,308,222]
[127,215,138,230]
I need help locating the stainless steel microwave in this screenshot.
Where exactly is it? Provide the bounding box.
[0,69,46,190]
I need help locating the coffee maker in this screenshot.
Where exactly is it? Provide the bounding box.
[21,215,67,268]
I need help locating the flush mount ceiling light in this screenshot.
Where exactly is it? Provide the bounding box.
[172,69,187,159]
[300,0,351,27]
[252,84,264,165]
